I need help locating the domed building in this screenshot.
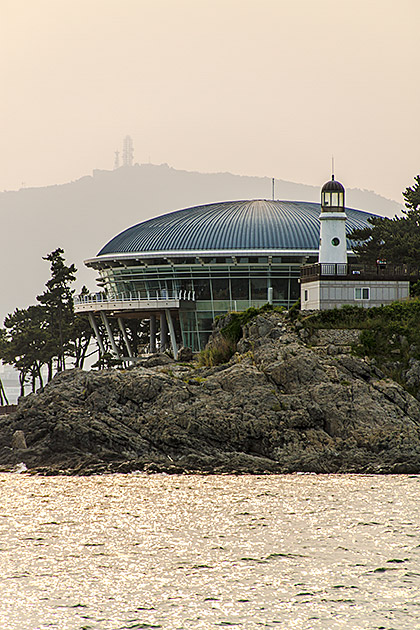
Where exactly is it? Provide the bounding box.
[75,195,378,357]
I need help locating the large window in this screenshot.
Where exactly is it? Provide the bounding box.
[231,277,249,299]
[290,278,300,301]
[271,277,288,300]
[194,279,211,300]
[212,278,229,299]
[251,278,267,300]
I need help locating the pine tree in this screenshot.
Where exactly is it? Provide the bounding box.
[36,248,77,373]
[349,175,420,266]
[0,250,93,396]
[0,305,49,396]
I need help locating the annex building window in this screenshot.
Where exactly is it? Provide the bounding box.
[355,287,370,300]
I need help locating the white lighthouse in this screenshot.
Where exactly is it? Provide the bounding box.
[301,175,410,310]
[319,175,347,264]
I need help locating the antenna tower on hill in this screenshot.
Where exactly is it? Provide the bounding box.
[114,150,120,169]
[123,136,134,167]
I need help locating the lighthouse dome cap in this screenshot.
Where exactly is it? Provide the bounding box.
[321,176,345,193]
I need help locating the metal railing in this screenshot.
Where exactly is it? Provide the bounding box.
[74,290,196,305]
[301,262,418,281]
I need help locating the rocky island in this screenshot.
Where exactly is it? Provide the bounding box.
[1,310,420,475]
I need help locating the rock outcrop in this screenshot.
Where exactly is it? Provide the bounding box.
[11,430,27,450]
[2,312,420,474]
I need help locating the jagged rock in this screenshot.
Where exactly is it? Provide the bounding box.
[2,312,420,474]
[405,358,420,390]
[177,346,193,362]
[11,430,27,449]
[132,354,175,367]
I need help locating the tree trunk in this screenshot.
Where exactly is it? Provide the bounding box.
[37,364,44,388]
[79,338,91,369]
[0,379,9,405]
[19,372,26,397]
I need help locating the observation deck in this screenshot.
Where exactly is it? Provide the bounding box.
[74,291,196,315]
[300,263,418,284]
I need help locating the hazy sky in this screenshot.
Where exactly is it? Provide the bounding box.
[1,0,419,202]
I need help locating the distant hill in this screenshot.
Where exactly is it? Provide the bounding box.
[0,163,402,324]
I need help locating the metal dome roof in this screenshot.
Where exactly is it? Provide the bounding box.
[97,199,376,256]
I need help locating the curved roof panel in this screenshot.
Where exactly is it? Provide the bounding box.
[97,200,376,256]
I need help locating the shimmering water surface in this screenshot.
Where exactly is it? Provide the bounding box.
[0,473,419,630]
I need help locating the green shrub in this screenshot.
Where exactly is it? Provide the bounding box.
[300,299,420,389]
[199,303,285,366]
[220,304,285,343]
[198,336,237,367]
[288,298,301,320]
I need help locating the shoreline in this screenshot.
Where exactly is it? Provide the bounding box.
[2,312,420,476]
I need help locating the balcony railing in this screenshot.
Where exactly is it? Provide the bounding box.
[74,290,196,314]
[74,290,196,305]
[301,263,419,282]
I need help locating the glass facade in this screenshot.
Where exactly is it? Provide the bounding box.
[94,254,314,351]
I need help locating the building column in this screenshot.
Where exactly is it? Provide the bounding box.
[160,313,168,351]
[100,312,120,358]
[88,313,105,355]
[117,317,133,358]
[165,309,178,360]
[150,315,157,353]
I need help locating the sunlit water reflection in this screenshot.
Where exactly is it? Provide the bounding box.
[0,473,419,629]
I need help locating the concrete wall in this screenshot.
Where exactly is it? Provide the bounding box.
[301,279,410,311]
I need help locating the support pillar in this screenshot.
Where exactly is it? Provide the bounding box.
[100,311,120,358]
[150,315,157,353]
[165,309,178,360]
[88,313,105,355]
[117,317,133,358]
[160,313,168,351]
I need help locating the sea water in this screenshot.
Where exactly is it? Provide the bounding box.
[0,473,419,630]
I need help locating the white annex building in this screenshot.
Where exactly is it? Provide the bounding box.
[300,176,410,310]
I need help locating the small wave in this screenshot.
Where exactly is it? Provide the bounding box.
[12,462,27,474]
